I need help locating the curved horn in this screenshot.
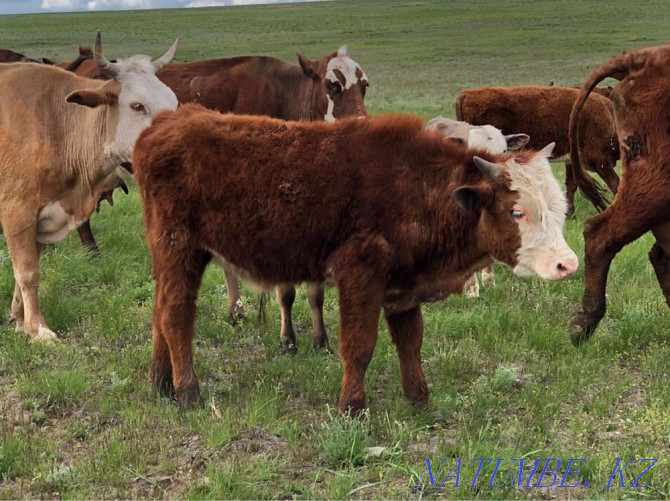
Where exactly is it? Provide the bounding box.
[93,30,120,78]
[473,156,502,181]
[152,38,179,72]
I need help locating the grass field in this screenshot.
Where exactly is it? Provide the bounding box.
[1,0,669,499]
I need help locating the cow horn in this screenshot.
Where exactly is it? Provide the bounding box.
[473,156,502,181]
[93,31,120,78]
[152,38,179,72]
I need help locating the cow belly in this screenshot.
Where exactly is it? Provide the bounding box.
[36,201,79,244]
[209,250,278,293]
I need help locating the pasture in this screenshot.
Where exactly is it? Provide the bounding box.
[1,0,669,498]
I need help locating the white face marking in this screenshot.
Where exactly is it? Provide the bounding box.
[324,96,335,123]
[504,147,579,280]
[94,56,178,165]
[467,125,508,154]
[325,47,368,91]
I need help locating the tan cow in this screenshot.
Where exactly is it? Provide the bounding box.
[0,32,179,342]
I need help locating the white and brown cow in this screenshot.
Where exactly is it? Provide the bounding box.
[133,105,578,412]
[426,117,530,297]
[0,32,179,342]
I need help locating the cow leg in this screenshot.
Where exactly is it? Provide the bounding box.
[649,222,670,305]
[76,220,100,255]
[480,265,495,285]
[332,237,391,414]
[9,281,24,328]
[570,200,666,344]
[307,282,329,350]
[276,284,298,354]
[565,159,577,218]
[384,305,429,408]
[220,260,245,322]
[463,273,480,297]
[151,248,210,409]
[4,227,54,342]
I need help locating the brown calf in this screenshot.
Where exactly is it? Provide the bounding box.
[133,105,578,412]
[568,44,670,343]
[456,85,620,215]
[62,46,369,352]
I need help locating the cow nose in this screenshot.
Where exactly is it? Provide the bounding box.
[556,257,579,278]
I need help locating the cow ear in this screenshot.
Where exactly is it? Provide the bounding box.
[296,51,320,81]
[452,186,489,216]
[41,57,55,65]
[66,80,120,108]
[504,133,530,151]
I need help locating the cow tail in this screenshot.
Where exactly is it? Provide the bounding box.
[569,50,644,212]
[257,292,271,331]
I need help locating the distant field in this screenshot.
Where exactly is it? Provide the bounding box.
[1,1,669,499]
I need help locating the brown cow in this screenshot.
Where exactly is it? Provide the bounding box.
[0,49,38,63]
[456,85,620,215]
[568,45,670,344]
[0,32,179,342]
[63,46,369,352]
[132,104,578,412]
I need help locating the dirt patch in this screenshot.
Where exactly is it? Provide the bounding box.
[0,387,31,425]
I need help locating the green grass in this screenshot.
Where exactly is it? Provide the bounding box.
[1,0,669,499]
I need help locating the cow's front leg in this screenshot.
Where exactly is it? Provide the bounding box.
[220,262,245,323]
[4,226,54,342]
[332,236,392,414]
[152,247,210,409]
[384,305,429,408]
[276,284,298,353]
[76,221,101,256]
[307,282,329,350]
[463,273,480,298]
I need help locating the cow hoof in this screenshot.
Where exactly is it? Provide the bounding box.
[313,337,331,352]
[228,310,247,326]
[465,288,480,298]
[32,326,59,343]
[282,343,298,355]
[340,399,367,417]
[175,385,203,410]
[569,313,597,346]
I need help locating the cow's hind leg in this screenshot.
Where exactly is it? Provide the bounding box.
[463,273,480,297]
[77,221,100,256]
[307,282,329,350]
[384,305,429,408]
[9,281,24,328]
[570,199,666,344]
[649,222,670,306]
[152,247,210,409]
[276,284,298,354]
[565,159,578,218]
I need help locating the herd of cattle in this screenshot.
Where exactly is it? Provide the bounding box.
[0,32,667,413]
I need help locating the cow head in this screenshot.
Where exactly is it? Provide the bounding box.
[427,117,530,154]
[297,46,368,122]
[452,143,578,281]
[65,31,179,170]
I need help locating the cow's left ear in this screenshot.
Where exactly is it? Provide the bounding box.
[452,186,492,216]
[66,80,121,108]
[504,133,530,151]
[296,52,320,81]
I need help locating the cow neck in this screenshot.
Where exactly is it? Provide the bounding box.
[276,64,320,121]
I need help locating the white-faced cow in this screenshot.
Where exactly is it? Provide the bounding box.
[456,85,620,216]
[132,105,578,412]
[426,117,531,297]
[568,44,670,344]
[0,32,179,342]
[62,45,369,353]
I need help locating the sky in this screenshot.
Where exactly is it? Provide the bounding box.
[0,0,316,15]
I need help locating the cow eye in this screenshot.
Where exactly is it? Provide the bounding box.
[511,209,525,219]
[131,102,146,113]
[326,80,343,95]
